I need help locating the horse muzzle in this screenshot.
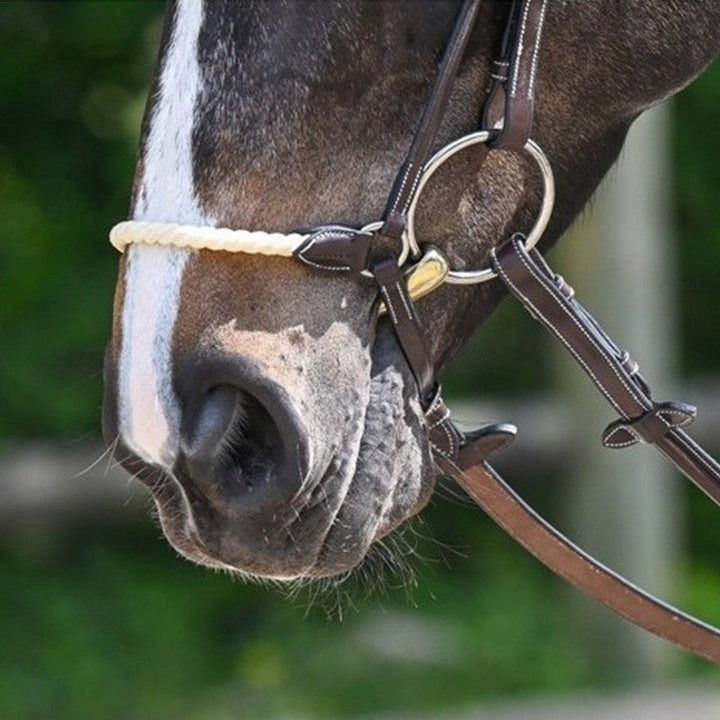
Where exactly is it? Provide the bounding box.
[103,349,328,577]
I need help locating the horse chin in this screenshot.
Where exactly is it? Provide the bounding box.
[146,324,435,581]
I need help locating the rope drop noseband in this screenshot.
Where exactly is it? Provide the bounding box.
[110,0,720,663]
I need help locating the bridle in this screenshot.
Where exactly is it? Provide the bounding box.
[110,0,720,663]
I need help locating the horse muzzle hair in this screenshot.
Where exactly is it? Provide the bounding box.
[103,246,434,579]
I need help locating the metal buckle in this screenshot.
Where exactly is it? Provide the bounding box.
[405,129,556,285]
[378,246,450,316]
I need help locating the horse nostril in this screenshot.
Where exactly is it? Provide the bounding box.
[178,382,305,514]
[181,384,242,472]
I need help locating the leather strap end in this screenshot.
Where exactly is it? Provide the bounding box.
[294,226,372,273]
[426,388,517,467]
[458,422,517,469]
[380,210,407,242]
[603,401,697,449]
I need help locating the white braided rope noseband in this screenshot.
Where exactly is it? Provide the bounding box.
[109,221,309,257]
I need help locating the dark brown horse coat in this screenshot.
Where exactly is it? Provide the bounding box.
[104,1,720,579]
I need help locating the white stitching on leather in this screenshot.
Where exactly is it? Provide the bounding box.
[296,231,355,272]
[509,0,532,98]
[494,245,623,413]
[394,280,415,320]
[429,407,451,429]
[439,420,457,455]
[298,257,349,272]
[429,439,452,460]
[658,410,694,428]
[494,240,642,418]
[511,238,651,412]
[399,165,425,216]
[528,0,548,100]
[381,286,400,326]
[389,161,414,216]
[604,432,639,449]
[604,406,695,448]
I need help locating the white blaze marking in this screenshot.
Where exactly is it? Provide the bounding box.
[119,248,189,466]
[118,0,213,466]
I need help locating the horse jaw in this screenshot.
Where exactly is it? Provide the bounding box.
[143,248,435,579]
[105,0,720,579]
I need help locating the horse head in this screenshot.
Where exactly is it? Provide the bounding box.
[103,0,719,580]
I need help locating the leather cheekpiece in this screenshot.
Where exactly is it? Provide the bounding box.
[372,257,436,405]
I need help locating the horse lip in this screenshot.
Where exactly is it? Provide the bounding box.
[105,325,430,579]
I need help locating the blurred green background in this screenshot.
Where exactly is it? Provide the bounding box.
[1,4,719,719]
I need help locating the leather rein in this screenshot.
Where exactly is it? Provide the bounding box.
[111,0,720,664]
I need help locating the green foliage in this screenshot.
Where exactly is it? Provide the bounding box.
[3,487,717,719]
[673,63,720,375]
[0,3,163,442]
[0,506,594,720]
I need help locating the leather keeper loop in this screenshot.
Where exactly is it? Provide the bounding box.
[602,401,697,449]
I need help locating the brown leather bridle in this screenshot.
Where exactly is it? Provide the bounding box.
[293,0,720,664]
[109,0,720,663]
